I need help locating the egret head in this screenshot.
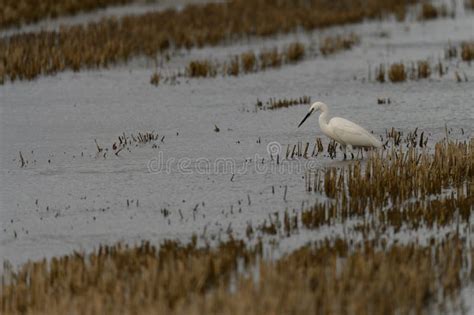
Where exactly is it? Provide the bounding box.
[298,101,327,128]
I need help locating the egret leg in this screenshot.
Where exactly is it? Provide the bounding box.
[342,145,347,160]
[347,145,354,160]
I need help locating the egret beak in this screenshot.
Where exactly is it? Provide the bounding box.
[298,109,313,128]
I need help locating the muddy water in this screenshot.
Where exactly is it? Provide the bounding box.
[1,6,474,276]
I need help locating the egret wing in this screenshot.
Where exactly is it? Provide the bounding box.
[330,117,381,147]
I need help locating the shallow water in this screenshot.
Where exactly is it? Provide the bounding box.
[1,4,474,275]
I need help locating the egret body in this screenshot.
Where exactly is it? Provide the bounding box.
[298,101,382,159]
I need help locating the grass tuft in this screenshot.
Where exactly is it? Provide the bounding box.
[388,63,407,82]
[285,42,305,62]
[320,33,360,56]
[186,60,217,78]
[418,3,448,20]
[256,96,311,110]
[150,71,160,86]
[461,41,474,62]
[241,51,257,73]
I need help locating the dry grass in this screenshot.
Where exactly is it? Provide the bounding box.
[150,71,160,86]
[241,51,257,73]
[186,60,218,78]
[435,60,446,76]
[303,138,473,226]
[184,41,310,79]
[445,41,474,63]
[388,63,407,82]
[284,138,326,159]
[0,0,134,29]
[176,36,360,82]
[377,97,391,104]
[418,3,448,20]
[461,41,474,62]
[285,42,305,62]
[319,33,360,56]
[383,127,429,147]
[256,96,311,110]
[375,64,386,83]
[1,235,471,315]
[445,43,458,59]
[375,60,444,83]
[0,0,419,82]
[416,60,431,78]
[271,137,473,236]
[466,0,474,9]
[226,56,240,76]
[259,48,282,69]
[92,130,162,157]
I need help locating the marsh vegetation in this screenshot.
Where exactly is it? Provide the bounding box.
[1,0,474,314]
[0,0,419,83]
[418,3,449,20]
[0,0,135,29]
[256,96,311,110]
[1,234,471,315]
[374,57,469,83]
[151,33,359,84]
[2,137,473,315]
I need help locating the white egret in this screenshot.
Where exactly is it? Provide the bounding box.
[298,101,382,159]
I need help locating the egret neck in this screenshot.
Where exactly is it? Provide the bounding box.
[317,103,331,136]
